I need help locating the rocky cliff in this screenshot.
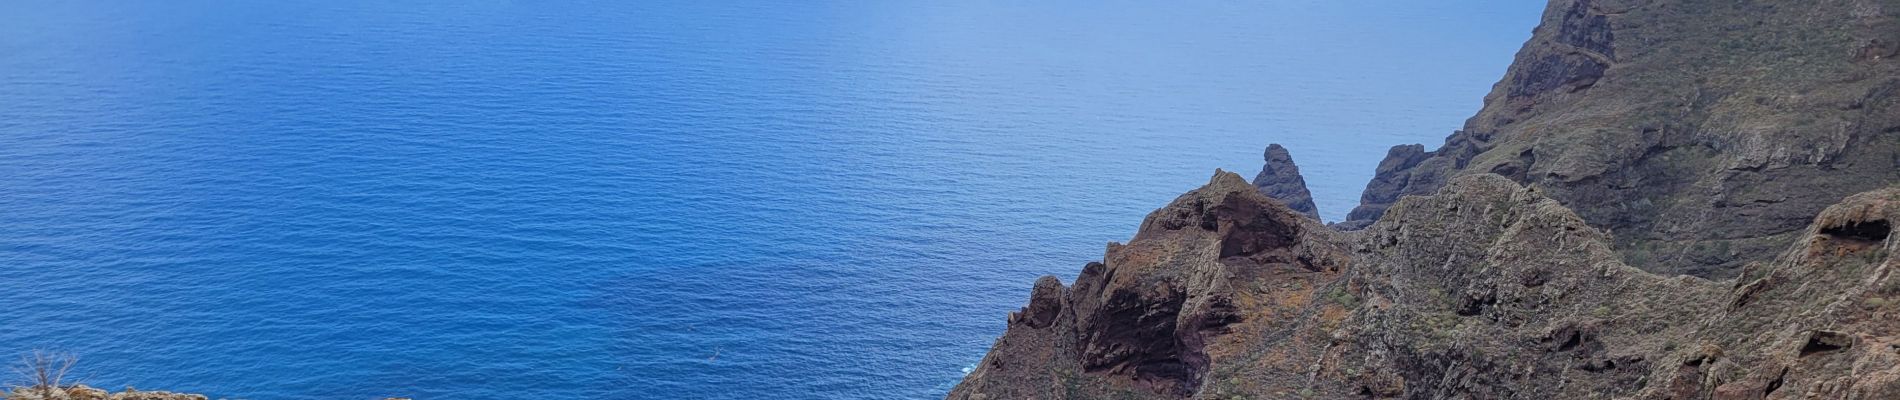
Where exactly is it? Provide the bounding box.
[952,0,1900,398]
[952,171,1900,399]
[1339,0,1900,279]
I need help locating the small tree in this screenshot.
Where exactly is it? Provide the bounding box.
[8,350,80,398]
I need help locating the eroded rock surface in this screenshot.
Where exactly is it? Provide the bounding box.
[1338,0,1900,278]
[1253,144,1321,220]
[951,170,1348,399]
[953,1,1900,398]
[952,172,1900,399]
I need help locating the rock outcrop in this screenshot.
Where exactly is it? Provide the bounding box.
[3,385,412,400]
[954,1,1900,398]
[1334,144,1436,231]
[951,170,1349,399]
[952,171,1900,399]
[1338,0,1900,279]
[1253,144,1322,220]
[5,385,207,400]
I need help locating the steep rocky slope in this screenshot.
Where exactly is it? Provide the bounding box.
[952,1,1900,397]
[1338,0,1900,278]
[951,171,1900,399]
[951,171,1349,399]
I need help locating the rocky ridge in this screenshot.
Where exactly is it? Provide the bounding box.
[951,0,1900,398]
[951,170,1900,399]
[1338,0,1900,279]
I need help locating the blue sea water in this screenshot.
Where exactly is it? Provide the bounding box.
[0,1,1541,398]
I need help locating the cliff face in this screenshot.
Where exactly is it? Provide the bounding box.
[1340,0,1900,278]
[952,0,1900,398]
[952,172,1900,399]
[950,170,1350,399]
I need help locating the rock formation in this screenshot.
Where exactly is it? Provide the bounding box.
[954,0,1900,397]
[1334,144,1434,231]
[4,385,207,400]
[952,170,1349,399]
[1253,144,1322,220]
[952,171,1900,399]
[1338,0,1900,279]
[3,384,412,400]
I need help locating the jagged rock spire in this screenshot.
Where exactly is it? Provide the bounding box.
[1252,144,1321,220]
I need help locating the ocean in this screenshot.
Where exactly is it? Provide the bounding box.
[0,1,1539,398]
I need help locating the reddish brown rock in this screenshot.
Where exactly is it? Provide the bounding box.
[953,172,1900,399]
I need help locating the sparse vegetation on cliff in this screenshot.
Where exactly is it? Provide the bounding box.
[954,0,1900,398]
[4,351,205,400]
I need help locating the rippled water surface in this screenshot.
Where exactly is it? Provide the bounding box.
[0,1,1539,398]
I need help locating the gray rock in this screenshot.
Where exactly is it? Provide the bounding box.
[956,0,1900,398]
[952,171,1900,399]
[1252,144,1321,220]
[1337,143,1434,230]
[1337,0,1900,278]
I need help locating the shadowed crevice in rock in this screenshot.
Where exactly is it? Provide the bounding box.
[1798,330,1853,357]
[1820,219,1891,243]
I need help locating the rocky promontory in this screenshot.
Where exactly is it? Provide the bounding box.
[954,169,1900,399]
[952,0,1900,398]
